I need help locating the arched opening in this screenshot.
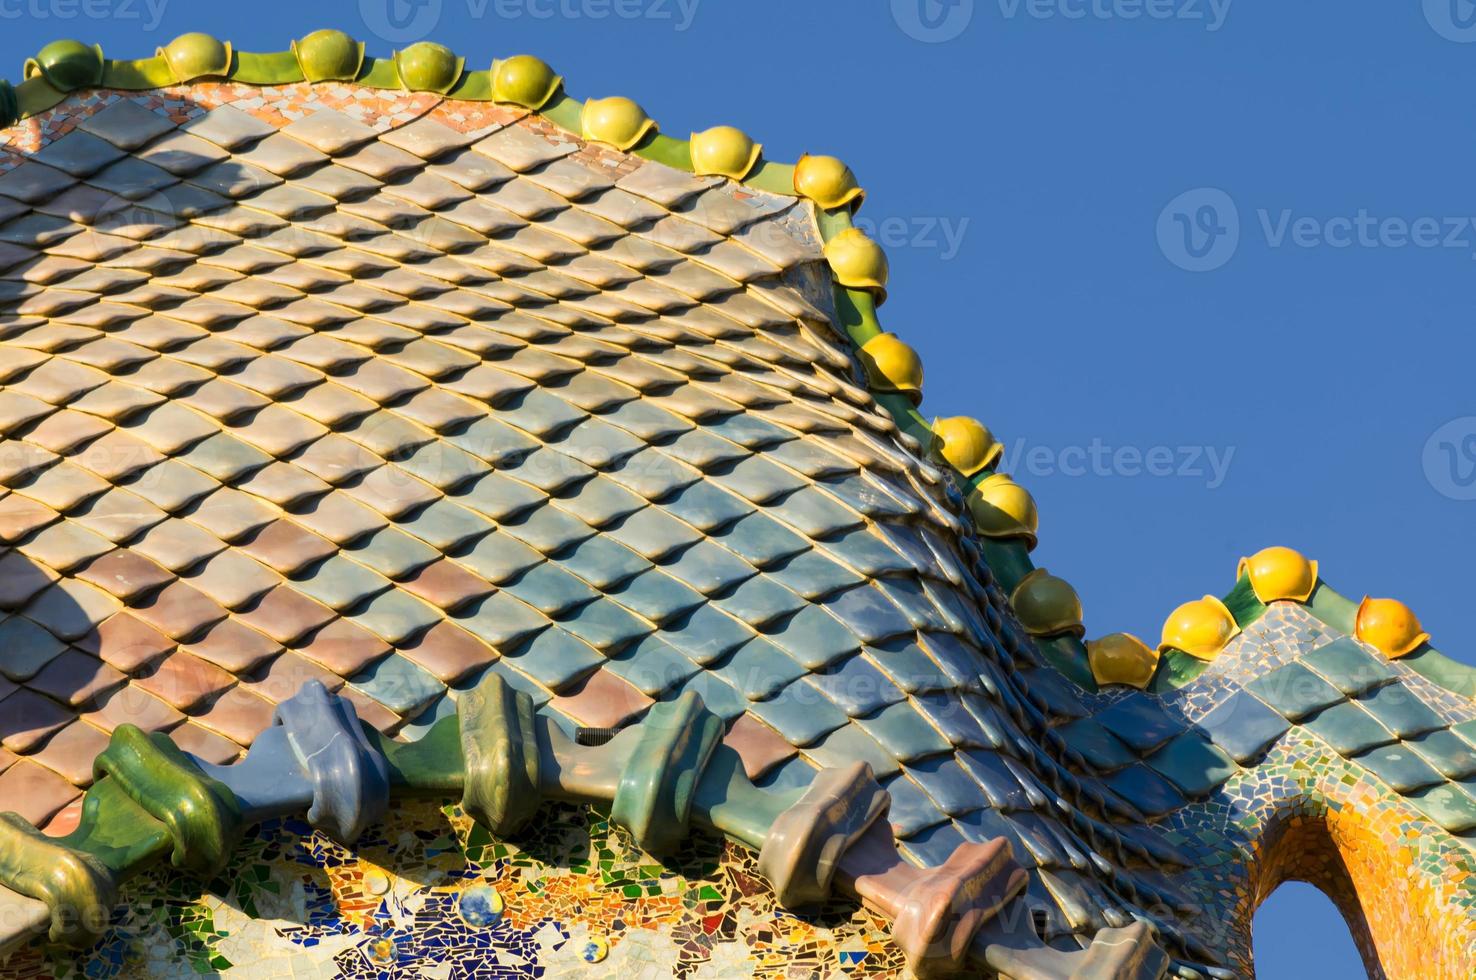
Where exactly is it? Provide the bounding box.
[1253,882,1366,979]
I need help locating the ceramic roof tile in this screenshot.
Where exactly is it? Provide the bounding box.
[1351,742,1446,794]
[294,617,392,677]
[0,687,72,751]
[1246,661,1348,722]
[0,757,79,825]
[346,652,444,716]
[182,104,276,150]
[1356,683,1448,739]
[1409,730,1476,780]
[1191,688,1292,765]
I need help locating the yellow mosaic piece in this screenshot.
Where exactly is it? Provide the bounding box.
[793,154,863,209]
[858,333,923,401]
[689,125,762,180]
[1239,546,1319,603]
[932,416,1002,477]
[1087,632,1160,689]
[1356,597,1430,659]
[1159,595,1239,660]
[581,96,657,151]
[967,474,1039,547]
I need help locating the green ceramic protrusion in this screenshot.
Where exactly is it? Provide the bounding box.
[158,32,232,82]
[395,41,463,94]
[1038,635,1099,692]
[490,54,561,109]
[1221,573,1268,629]
[1149,650,1213,692]
[0,80,17,128]
[24,39,103,91]
[460,671,543,837]
[92,726,242,878]
[371,715,464,793]
[0,813,118,946]
[611,691,722,855]
[291,29,364,83]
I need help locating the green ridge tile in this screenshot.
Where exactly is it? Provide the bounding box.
[1407,782,1476,833]
[1352,743,1445,794]
[1409,730,1476,780]
[1301,701,1397,757]
[1302,636,1397,696]
[1356,684,1448,739]
[1245,661,1346,722]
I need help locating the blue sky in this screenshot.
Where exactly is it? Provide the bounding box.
[9,0,1470,974]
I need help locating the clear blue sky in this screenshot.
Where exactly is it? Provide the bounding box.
[10,0,1468,974]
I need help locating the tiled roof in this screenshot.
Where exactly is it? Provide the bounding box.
[0,39,1194,977]
[1,31,1473,980]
